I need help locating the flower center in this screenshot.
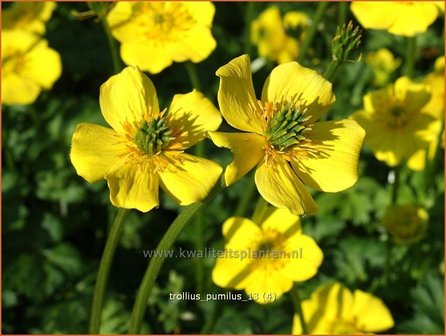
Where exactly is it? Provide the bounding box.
[134,3,195,41]
[134,114,173,155]
[255,240,275,258]
[387,105,409,129]
[265,101,311,151]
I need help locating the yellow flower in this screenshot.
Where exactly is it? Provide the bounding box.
[351,1,441,37]
[407,56,444,170]
[70,67,222,212]
[382,204,428,244]
[251,7,309,64]
[2,2,56,34]
[107,2,216,74]
[352,77,441,169]
[365,48,401,86]
[293,282,394,334]
[2,30,61,105]
[212,207,323,304]
[209,55,365,215]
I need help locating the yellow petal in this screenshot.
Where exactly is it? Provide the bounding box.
[261,62,335,122]
[281,234,323,281]
[99,66,160,133]
[395,77,431,113]
[106,160,159,212]
[315,283,354,322]
[107,2,135,42]
[212,254,253,291]
[216,55,264,133]
[388,3,439,36]
[22,40,62,89]
[244,268,293,304]
[70,123,128,183]
[3,2,56,33]
[293,299,319,334]
[352,110,402,166]
[171,25,216,63]
[2,73,41,105]
[351,2,397,30]
[120,39,173,74]
[2,31,60,104]
[159,153,222,205]
[167,90,221,149]
[352,289,394,332]
[255,155,318,216]
[222,216,262,243]
[213,217,261,289]
[292,120,365,192]
[209,131,265,186]
[184,2,215,26]
[260,207,301,235]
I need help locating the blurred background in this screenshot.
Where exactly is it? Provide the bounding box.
[2,2,444,334]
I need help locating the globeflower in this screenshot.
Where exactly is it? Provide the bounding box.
[382,204,429,244]
[365,48,401,86]
[70,67,222,212]
[212,207,323,303]
[210,55,365,215]
[250,7,309,63]
[352,77,441,169]
[292,282,394,334]
[2,30,62,105]
[351,2,441,37]
[2,2,56,34]
[107,2,216,74]
[408,56,444,170]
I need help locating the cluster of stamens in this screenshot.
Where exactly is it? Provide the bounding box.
[134,111,173,155]
[265,101,312,152]
[387,105,409,129]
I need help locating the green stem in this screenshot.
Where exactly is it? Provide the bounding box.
[185,62,202,91]
[384,166,400,285]
[337,1,347,28]
[298,2,329,62]
[391,166,400,205]
[185,61,206,293]
[89,208,128,334]
[128,177,225,334]
[323,60,339,80]
[290,286,308,334]
[89,3,121,74]
[403,36,416,77]
[244,1,255,55]
[234,177,257,217]
[251,196,269,224]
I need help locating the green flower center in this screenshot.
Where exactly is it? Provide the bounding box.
[387,105,408,128]
[256,240,274,256]
[134,116,173,154]
[265,102,311,151]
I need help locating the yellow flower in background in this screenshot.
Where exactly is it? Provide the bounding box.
[70,67,222,212]
[352,77,441,170]
[365,48,401,86]
[107,2,216,74]
[351,2,441,37]
[2,2,56,34]
[408,56,445,170]
[2,30,61,105]
[250,7,309,63]
[212,207,323,304]
[210,55,365,215]
[293,282,394,334]
[382,204,428,244]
